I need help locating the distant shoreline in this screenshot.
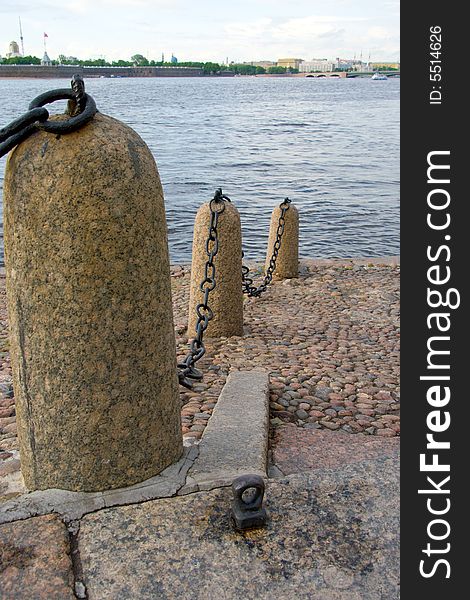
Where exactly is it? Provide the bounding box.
[0,64,207,79]
[0,75,334,80]
[0,72,324,80]
[0,72,399,81]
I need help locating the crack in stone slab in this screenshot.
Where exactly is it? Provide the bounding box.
[0,446,199,525]
[0,369,271,524]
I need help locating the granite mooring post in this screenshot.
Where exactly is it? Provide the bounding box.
[265,201,299,279]
[3,113,183,492]
[188,199,243,338]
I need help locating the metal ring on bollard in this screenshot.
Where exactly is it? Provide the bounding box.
[29,89,97,134]
[0,108,49,142]
[0,75,98,158]
[209,198,226,214]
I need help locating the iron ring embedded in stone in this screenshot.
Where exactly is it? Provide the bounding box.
[29,89,97,135]
[231,474,267,530]
[209,198,226,214]
[232,474,265,508]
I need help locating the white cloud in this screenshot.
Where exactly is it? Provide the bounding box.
[367,26,392,39]
[1,1,399,61]
[218,14,397,61]
[224,18,273,38]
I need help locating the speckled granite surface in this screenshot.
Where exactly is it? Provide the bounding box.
[0,514,74,599]
[272,424,400,474]
[3,113,182,492]
[265,203,299,279]
[188,201,243,337]
[79,456,399,600]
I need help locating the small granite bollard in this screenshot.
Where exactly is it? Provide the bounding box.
[188,197,243,338]
[265,201,299,279]
[4,113,182,492]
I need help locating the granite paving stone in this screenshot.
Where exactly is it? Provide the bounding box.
[184,370,269,491]
[78,456,399,600]
[0,514,74,599]
[272,424,400,475]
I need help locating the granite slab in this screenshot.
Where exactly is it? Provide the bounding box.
[183,370,269,492]
[0,514,74,599]
[272,425,400,475]
[78,455,399,600]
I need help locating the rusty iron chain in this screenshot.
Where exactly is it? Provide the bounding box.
[177,188,230,389]
[242,197,291,297]
[0,74,97,158]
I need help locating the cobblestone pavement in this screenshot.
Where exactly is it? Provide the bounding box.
[174,259,400,443]
[0,258,399,498]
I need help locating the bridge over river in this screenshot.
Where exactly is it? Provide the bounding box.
[346,71,400,78]
[302,71,399,78]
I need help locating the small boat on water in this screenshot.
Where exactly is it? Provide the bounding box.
[371,72,388,80]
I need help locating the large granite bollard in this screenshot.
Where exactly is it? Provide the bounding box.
[4,113,183,492]
[265,202,299,279]
[188,199,243,338]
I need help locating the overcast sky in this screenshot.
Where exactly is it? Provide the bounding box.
[1,0,400,63]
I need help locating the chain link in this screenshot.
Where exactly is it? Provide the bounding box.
[178,188,230,389]
[0,74,97,158]
[242,197,291,297]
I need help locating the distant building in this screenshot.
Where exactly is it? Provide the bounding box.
[300,59,335,73]
[243,61,276,69]
[170,54,178,64]
[335,58,372,72]
[335,58,353,70]
[352,61,370,72]
[370,62,400,70]
[277,58,304,70]
[41,52,52,66]
[7,41,21,58]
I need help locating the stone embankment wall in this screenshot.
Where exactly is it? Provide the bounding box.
[0,65,204,78]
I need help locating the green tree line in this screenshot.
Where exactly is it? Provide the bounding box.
[1,55,41,65]
[1,54,299,75]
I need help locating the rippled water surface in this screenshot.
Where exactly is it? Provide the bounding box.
[0,76,399,263]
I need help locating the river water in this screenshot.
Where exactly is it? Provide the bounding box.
[0,76,399,265]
